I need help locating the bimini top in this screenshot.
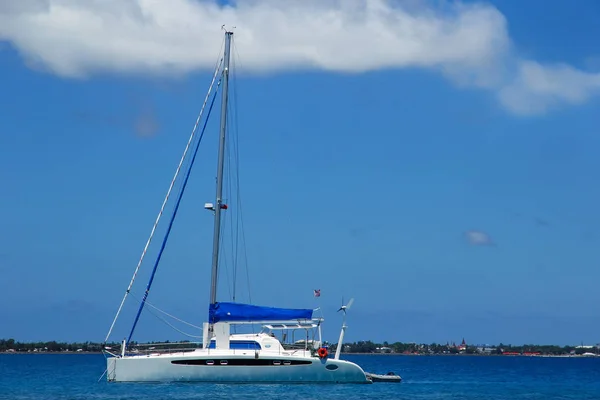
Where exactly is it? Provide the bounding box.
[209,302,313,323]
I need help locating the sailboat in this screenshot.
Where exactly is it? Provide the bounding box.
[102,28,371,384]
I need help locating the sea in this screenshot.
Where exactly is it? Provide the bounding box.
[1,354,599,399]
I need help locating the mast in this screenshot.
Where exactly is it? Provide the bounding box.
[209,30,233,313]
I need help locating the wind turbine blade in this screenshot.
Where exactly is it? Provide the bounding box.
[346,298,354,310]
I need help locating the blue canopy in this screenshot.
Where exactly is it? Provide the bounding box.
[209,302,313,323]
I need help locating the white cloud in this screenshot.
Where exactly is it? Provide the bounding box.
[0,0,598,114]
[464,230,494,246]
[0,0,49,14]
[0,0,510,77]
[498,61,600,115]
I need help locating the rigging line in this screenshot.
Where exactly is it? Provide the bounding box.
[237,134,252,306]
[232,43,251,305]
[172,33,227,201]
[231,44,252,337]
[233,79,252,303]
[217,158,232,301]
[229,145,236,302]
[219,122,233,301]
[219,221,232,301]
[226,96,237,301]
[127,291,204,331]
[230,44,248,304]
[127,294,202,339]
[232,74,241,302]
[144,302,204,339]
[224,206,233,301]
[103,56,224,344]
[233,70,242,302]
[97,368,108,383]
[225,63,240,303]
[225,112,236,301]
[144,302,204,332]
[126,77,222,347]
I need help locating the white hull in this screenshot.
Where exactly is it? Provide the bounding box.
[107,350,370,384]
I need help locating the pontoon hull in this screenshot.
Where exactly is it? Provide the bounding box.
[106,352,371,384]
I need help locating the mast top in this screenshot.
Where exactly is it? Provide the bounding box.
[221,24,236,34]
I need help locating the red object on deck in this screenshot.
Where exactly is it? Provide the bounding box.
[220,204,228,209]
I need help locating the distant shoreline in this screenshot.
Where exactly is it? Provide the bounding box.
[2,338,598,357]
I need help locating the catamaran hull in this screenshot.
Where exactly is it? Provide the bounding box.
[106,354,371,384]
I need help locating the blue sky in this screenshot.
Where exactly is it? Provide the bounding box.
[1,0,600,346]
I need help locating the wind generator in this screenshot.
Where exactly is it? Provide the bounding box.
[334,297,354,360]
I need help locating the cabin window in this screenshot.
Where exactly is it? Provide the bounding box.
[326,364,338,370]
[207,340,262,350]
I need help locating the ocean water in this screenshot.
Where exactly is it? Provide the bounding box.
[1,354,599,399]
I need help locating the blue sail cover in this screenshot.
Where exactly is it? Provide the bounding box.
[209,302,313,323]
